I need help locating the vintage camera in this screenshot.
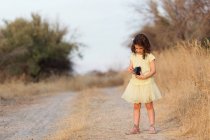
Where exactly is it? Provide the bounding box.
[133,66,141,75]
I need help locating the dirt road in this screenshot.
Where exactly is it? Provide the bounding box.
[0,87,197,140]
[0,92,77,140]
[67,87,178,140]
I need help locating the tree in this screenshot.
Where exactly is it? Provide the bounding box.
[131,0,210,49]
[0,13,82,81]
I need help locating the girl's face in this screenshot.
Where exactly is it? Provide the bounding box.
[134,44,144,54]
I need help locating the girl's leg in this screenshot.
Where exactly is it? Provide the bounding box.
[125,103,141,135]
[145,102,156,133]
[133,103,141,127]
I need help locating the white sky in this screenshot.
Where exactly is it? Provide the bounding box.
[0,0,147,74]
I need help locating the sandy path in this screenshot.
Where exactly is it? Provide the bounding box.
[68,87,196,140]
[1,87,197,140]
[68,87,168,140]
[0,92,77,140]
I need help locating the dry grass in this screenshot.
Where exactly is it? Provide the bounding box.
[0,69,124,104]
[152,40,210,139]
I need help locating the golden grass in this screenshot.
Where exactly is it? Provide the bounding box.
[152,40,210,139]
[0,70,124,103]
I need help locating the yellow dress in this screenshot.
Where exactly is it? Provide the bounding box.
[121,53,162,103]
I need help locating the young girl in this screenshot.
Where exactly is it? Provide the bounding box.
[121,33,162,135]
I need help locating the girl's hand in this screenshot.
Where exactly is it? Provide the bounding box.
[135,74,147,80]
[128,66,134,74]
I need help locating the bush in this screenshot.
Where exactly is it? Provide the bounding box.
[0,13,82,82]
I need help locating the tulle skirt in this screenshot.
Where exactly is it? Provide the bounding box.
[121,77,162,104]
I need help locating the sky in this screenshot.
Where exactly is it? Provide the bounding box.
[0,0,147,74]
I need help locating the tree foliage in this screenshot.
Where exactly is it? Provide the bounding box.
[0,13,81,81]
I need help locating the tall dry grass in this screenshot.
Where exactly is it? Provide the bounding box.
[0,70,124,104]
[153,40,210,139]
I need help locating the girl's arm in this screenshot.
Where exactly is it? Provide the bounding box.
[136,60,156,79]
[128,60,134,74]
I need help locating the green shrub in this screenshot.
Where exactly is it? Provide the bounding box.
[0,13,82,81]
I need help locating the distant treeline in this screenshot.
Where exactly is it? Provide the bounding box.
[131,0,210,49]
[0,13,82,82]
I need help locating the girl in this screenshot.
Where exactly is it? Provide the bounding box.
[121,33,162,135]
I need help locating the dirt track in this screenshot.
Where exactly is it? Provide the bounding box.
[0,87,197,140]
[0,92,77,140]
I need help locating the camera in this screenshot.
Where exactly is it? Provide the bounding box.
[133,66,141,75]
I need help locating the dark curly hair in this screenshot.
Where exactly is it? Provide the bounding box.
[131,33,151,59]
